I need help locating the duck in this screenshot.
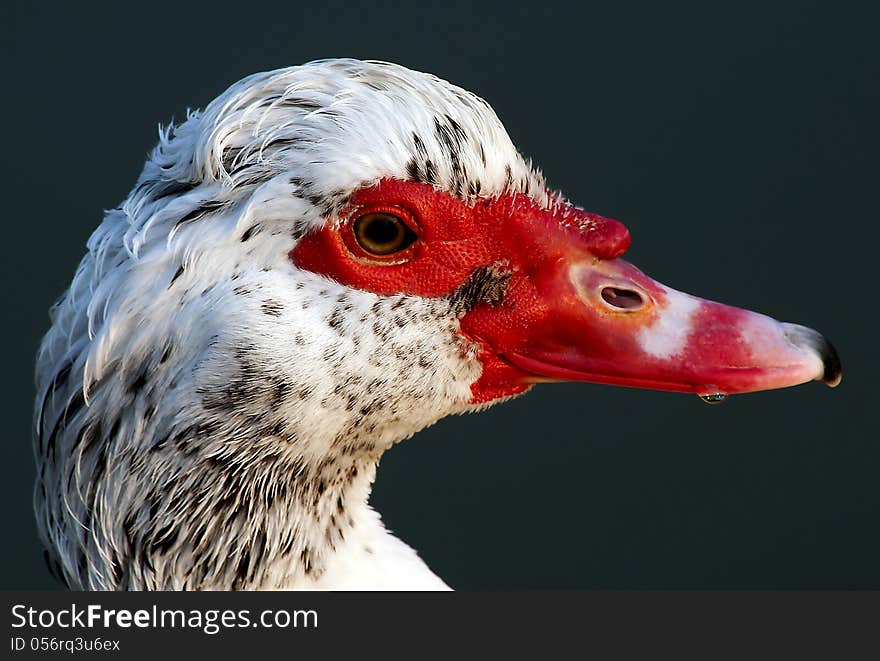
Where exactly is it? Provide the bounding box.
[33,59,841,590]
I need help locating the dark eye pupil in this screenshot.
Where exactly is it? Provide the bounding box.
[353,213,417,256]
[364,215,401,244]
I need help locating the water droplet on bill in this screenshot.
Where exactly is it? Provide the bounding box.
[699,393,727,404]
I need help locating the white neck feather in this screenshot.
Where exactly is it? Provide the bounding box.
[288,506,450,590]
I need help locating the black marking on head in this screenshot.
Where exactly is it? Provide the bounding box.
[146,178,198,203]
[159,343,173,364]
[371,320,391,342]
[259,136,306,156]
[322,345,339,362]
[240,224,261,242]
[449,262,513,316]
[434,115,469,196]
[220,146,243,173]
[271,377,293,406]
[504,164,514,190]
[412,132,428,158]
[127,365,149,395]
[434,115,463,152]
[236,171,275,188]
[261,300,284,317]
[328,308,346,330]
[233,285,252,296]
[446,115,465,139]
[280,96,321,111]
[174,200,231,230]
[405,157,420,182]
[168,265,185,288]
[43,389,86,455]
[305,194,329,213]
[424,159,437,185]
[289,176,351,217]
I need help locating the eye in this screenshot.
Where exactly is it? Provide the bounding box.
[352,213,418,256]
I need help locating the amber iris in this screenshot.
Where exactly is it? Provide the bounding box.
[353,213,418,256]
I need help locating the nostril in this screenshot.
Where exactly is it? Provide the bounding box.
[600,286,645,311]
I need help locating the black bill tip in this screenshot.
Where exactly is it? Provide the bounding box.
[783,324,842,388]
[819,336,842,387]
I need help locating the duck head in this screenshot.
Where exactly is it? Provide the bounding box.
[34,59,840,590]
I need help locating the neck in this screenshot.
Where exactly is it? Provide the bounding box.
[112,437,446,590]
[38,265,468,590]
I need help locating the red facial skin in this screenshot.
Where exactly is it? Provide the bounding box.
[292,179,835,404]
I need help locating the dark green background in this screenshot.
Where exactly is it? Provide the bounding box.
[4,1,877,589]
